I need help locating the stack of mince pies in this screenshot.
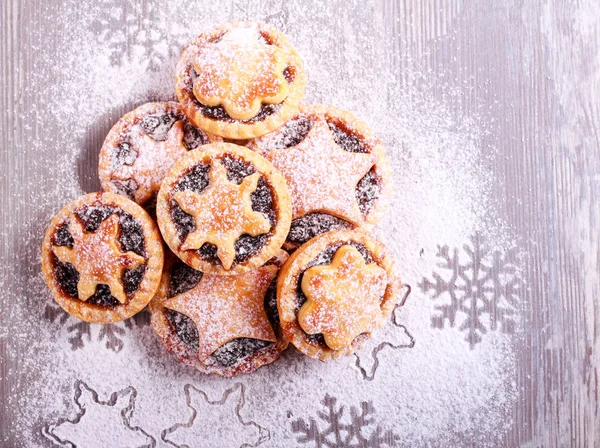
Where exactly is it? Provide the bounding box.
[41,22,400,377]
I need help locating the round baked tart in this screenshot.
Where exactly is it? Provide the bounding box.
[99,101,221,206]
[248,104,391,250]
[175,22,307,139]
[150,249,289,377]
[277,230,399,360]
[41,192,164,323]
[156,142,291,275]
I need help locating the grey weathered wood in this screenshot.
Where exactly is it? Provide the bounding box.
[1,0,599,446]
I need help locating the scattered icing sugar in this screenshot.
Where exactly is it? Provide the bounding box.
[3,1,522,447]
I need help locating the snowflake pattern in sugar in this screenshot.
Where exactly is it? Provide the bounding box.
[353,285,415,381]
[419,234,521,348]
[90,1,189,72]
[291,394,400,448]
[42,380,155,447]
[44,301,149,352]
[162,383,269,447]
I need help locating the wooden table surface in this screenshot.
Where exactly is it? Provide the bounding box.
[1,0,599,446]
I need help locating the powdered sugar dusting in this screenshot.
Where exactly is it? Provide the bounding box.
[5,1,521,446]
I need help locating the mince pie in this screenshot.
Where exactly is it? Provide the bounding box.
[41,192,164,323]
[150,250,289,377]
[175,22,306,139]
[99,101,220,205]
[277,230,399,360]
[248,104,391,249]
[156,142,291,275]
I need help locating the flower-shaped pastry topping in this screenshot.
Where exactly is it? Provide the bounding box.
[298,245,387,350]
[192,27,290,121]
[266,119,376,225]
[112,121,188,204]
[52,214,145,304]
[164,264,278,361]
[173,159,271,270]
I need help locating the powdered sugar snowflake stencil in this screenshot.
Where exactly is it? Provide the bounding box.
[42,380,155,447]
[44,302,149,352]
[291,394,400,447]
[162,383,269,447]
[89,0,189,72]
[419,234,522,349]
[353,285,415,381]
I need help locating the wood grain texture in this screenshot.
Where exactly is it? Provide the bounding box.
[1,0,599,446]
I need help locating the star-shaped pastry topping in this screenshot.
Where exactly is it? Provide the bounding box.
[164,265,278,361]
[265,118,376,225]
[192,27,290,121]
[173,160,271,270]
[112,121,188,204]
[52,214,145,304]
[298,245,387,350]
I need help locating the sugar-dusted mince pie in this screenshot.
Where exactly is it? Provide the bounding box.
[41,192,164,323]
[277,230,399,360]
[248,104,392,249]
[175,22,307,139]
[150,249,289,377]
[157,142,291,275]
[99,101,221,205]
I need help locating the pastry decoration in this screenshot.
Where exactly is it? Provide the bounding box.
[99,102,220,205]
[52,215,145,304]
[248,104,392,249]
[192,27,290,121]
[176,22,307,139]
[173,160,271,270]
[150,250,289,377]
[165,264,278,361]
[298,245,387,350]
[277,230,399,360]
[157,142,291,275]
[41,192,164,323]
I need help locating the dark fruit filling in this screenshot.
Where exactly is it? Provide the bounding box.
[111,141,137,171]
[111,179,138,200]
[140,112,209,150]
[208,339,272,368]
[356,168,382,214]
[264,116,313,150]
[295,242,377,346]
[188,65,284,123]
[167,310,199,351]
[51,205,147,307]
[267,119,383,244]
[198,102,281,123]
[111,112,209,177]
[171,157,276,266]
[288,213,353,245]
[168,259,203,297]
[166,262,277,368]
[327,122,370,153]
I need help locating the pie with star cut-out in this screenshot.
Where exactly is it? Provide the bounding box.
[277,229,400,360]
[175,22,307,139]
[247,104,392,249]
[99,102,221,206]
[149,249,289,377]
[41,192,164,323]
[156,142,292,275]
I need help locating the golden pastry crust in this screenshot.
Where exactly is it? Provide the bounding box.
[156,142,292,275]
[149,250,289,377]
[277,230,399,360]
[175,22,306,139]
[41,192,164,323]
[248,104,392,250]
[99,102,221,205]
